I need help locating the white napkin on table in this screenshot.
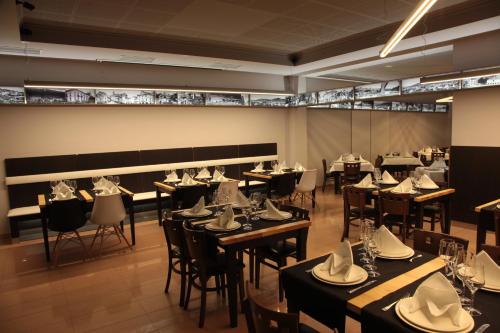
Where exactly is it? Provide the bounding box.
[53,184,75,200]
[419,174,439,189]
[181,173,196,185]
[216,207,238,229]
[392,178,413,193]
[476,251,500,289]
[320,240,361,281]
[335,155,343,163]
[212,169,228,182]
[196,168,210,179]
[99,179,120,195]
[429,159,447,169]
[165,170,178,181]
[189,196,205,214]
[382,170,398,184]
[359,155,367,162]
[252,162,264,172]
[406,272,464,327]
[374,225,410,257]
[264,199,288,219]
[355,174,374,188]
[345,154,355,162]
[54,181,71,194]
[425,147,433,153]
[235,191,250,207]
[294,162,304,171]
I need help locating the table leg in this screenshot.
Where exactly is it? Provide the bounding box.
[245,176,250,197]
[415,202,424,230]
[156,189,162,226]
[443,197,451,234]
[312,188,316,208]
[334,173,341,194]
[41,213,50,261]
[226,248,239,327]
[129,202,136,246]
[286,296,300,315]
[296,229,308,261]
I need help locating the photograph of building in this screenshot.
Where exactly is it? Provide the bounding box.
[205,93,248,106]
[65,89,95,103]
[95,90,154,104]
[318,87,354,103]
[155,91,178,105]
[296,92,317,106]
[330,102,353,109]
[462,74,500,88]
[373,101,392,110]
[26,88,67,103]
[391,101,407,111]
[178,92,205,105]
[0,86,25,104]
[250,94,288,107]
[407,103,422,111]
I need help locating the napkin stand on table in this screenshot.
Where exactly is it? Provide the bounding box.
[212,169,228,182]
[419,174,439,189]
[189,196,205,214]
[391,178,413,193]
[252,162,264,172]
[381,170,398,184]
[294,162,305,171]
[374,225,410,256]
[320,240,361,281]
[235,191,250,207]
[165,170,178,182]
[429,160,447,169]
[355,173,373,188]
[181,173,196,185]
[196,168,210,179]
[265,199,288,219]
[215,207,237,229]
[476,251,500,289]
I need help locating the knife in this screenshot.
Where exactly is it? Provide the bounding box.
[347,280,377,294]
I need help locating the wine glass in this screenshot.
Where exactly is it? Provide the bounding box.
[219,166,225,175]
[188,169,196,179]
[250,192,262,221]
[373,168,382,182]
[363,240,381,277]
[253,161,260,170]
[439,239,455,279]
[113,176,120,186]
[213,189,222,216]
[271,160,278,172]
[454,247,472,303]
[242,207,252,231]
[70,180,77,192]
[464,257,484,316]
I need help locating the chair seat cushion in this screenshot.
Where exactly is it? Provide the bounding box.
[133,191,169,202]
[7,206,40,218]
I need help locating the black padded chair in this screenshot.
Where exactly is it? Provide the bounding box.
[183,222,245,328]
[162,216,189,306]
[254,205,310,302]
[171,184,208,209]
[270,172,296,203]
[244,282,320,333]
[413,229,469,255]
[46,198,88,266]
[321,158,335,192]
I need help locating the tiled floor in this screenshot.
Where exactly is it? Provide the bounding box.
[0,187,493,333]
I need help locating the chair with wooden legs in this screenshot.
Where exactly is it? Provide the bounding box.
[89,193,132,255]
[321,159,335,192]
[478,244,500,264]
[413,229,469,255]
[182,222,245,328]
[162,216,189,307]
[47,198,88,266]
[341,162,361,186]
[244,282,320,333]
[378,191,414,244]
[292,169,318,208]
[254,205,310,302]
[342,185,375,241]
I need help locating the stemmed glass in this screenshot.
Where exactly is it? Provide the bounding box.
[439,239,456,282]
[50,180,58,198]
[70,180,77,192]
[250,192,262,221]
[459,252,485,316]
[188,168,196,179]
[219,166,225,176]
[271,160,279,172]
[364,240,381,277]
[359,220,374,263]
[253,161,260,170]
[373,168,382,183]
[242,207,252,231]
[113,176,120,187]
[213,189,222,216]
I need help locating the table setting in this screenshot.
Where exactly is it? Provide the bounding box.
[50,179,77,201]
[259,199,293,221]
[329,154,375,173]
[179,196,212,218]
[204,206,241,232]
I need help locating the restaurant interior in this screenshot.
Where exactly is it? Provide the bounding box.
[0,0,499,332]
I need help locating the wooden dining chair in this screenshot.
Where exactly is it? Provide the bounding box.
[342,185,375,241]
[478,244,500,264]
[413,229,469,255]
[431,151,445,162]
[254,205,310,302]
[182,222,245,328]
[162,217,189,306]
[341,162,361,186]
[322,159,335,192]
[378,191,413,243]
[244,282,320,333]
[47,198,88,266]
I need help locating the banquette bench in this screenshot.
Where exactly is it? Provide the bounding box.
[4,143,277,238]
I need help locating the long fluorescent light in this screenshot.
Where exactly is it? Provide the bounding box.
[379,0,437,58]
[436,96,453,103]
[421,67,500,84]
[23,82,295,96]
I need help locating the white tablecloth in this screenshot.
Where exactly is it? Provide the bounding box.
[415,166,446,182]
[329,161,374,172]
[381,156,423,166]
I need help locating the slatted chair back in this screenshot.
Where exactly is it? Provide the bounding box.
[182,222,210,277]
[245,282,300,333]
[274,173,296,197]
[479,244,500,264]
[413,229,469,255]
[343,185,367,212]
[344,162,360,178]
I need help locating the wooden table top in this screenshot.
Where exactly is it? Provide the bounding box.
[475,198,500,212]
[371,186,455,202]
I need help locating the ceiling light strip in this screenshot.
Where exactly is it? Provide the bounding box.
[421,67,500,84]
[379,0,437,58]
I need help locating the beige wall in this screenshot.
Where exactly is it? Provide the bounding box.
[452,87,500,147]
[308,109,452,184]
[0,105,289,235]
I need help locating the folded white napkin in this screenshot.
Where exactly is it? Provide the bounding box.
[252,162,264,172]
[335,155,343,163]
[374,225,410,257]
[425,147,433,153]
[476,251,500,289]
[355,173,374,188]
[212,169,228,182]
[54,181,71,194]
[392,177,413,193]
[235,191,250,207]
[181,173,196,185]
[196,168,210,179]
[189,196,205,214]
[406,272,464,327]
[294,162,304,171]
[99,179,120,195]
[419,174,439,189]
[265,199,288,219]
[382,170,398,184]
[216,207,237,229]
[54,185,75,200]
[320,240,361,281]
[358,155,368,162]
[165,170,178,181]
[429,159,447,169]
[345,154,355,162]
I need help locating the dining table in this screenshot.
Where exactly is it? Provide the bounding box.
[242,169,306,200]
[474,198,500,250]
[174,204,311,328]
[329,161,375,194]
[281,243,499,333]
[37,186,135,261]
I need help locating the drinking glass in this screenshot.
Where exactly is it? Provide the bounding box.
[454,247,471,303]
[242,207,252,231]
[70,180,77,192]
[271,160,278,171]
[188,169,196,178]
[219,166,225,175]
[253,161,260,169]
[250,192,262,221]
[363,240,381,277]
[373,168,382,182]
[113,176,120,186]
[213,189,222,216]
[464,258,484,316]
[91,176,100,188]
[439,239,455,278]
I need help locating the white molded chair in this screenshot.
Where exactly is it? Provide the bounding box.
[89,193,132,255]
[216,179,239,204]
[293,169,318,207]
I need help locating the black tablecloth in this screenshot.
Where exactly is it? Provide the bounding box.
[281,245,435,333]
[361,268,500,333]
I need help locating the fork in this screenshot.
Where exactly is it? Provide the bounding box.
[381,293,410,311]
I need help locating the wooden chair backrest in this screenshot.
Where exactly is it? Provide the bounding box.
[374,155,383,168]
[344,162,360,177]
[413,229,469,255]
[162,217,186,254]
[431,152,445,161]
[379,191,410,217]
[343,185,366,210]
